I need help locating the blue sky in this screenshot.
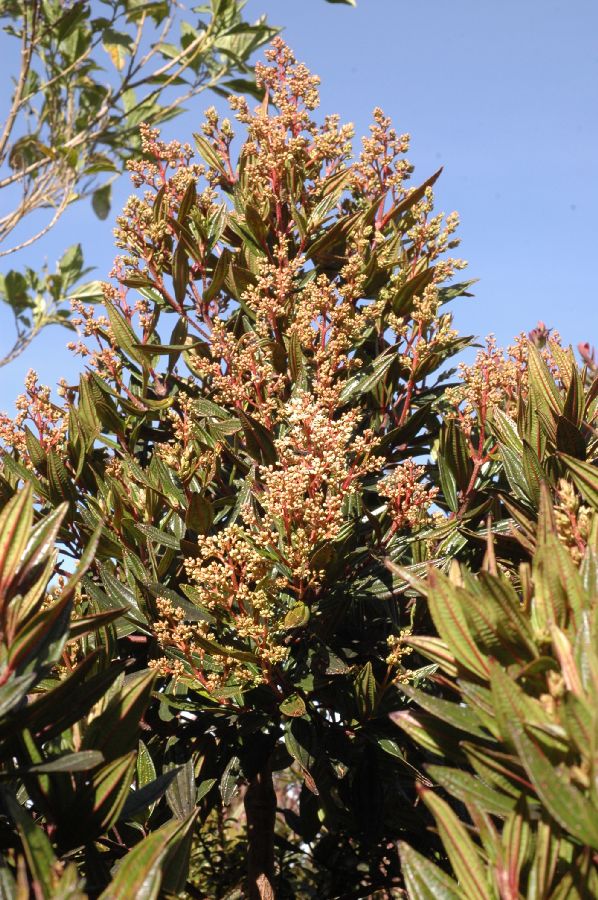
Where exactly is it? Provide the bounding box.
[1,0,596,411]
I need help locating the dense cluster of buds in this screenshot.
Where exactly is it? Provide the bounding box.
[0,370,68,464]
[151,393,383,692]
[380,459,438,534]
[446,334,530,431]
[554,479,593,564]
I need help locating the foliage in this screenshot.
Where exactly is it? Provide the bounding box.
[0,0,279,366]
[2,32,596,900]
[0,487,203,897]
[0,37,470,897]
[393,336,598,897]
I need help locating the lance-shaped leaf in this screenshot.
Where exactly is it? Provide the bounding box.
[83,669,155,762]
[420,788,490,900]
[426,766,516,817]
[0,485,34,596]
[558,453,598,509]
[165,741,196,819]
[237,409,277,466]
[7,593,71,676]
[106,303,146,366]
[425,570,490,679]
[87,753,137,836]
[508,721,598,849]
[99,811,199,900]
[354,661,377,718]
[398,841,461,900]
[3,792,57,898]
[398,683,488,739]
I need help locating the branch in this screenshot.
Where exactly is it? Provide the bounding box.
[0,323,41,369]
[0,0,38,164]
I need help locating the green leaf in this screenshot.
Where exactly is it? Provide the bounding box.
[173,243,189,304]
[437,450,458,513]
[220,755,241,806]
[237,409,277,466]
[0,485,33,594]
[280,693,306,717]
[377,738,432,784]
[24,426,46,473]
[282,603,310,630]
[165,743,196,819]
[391,709,464,759]
[354,661,377,718]
[528,342,563,419]
[106,303,145,366]
[89,753,137,834]
[136,523,181,550]
[425,571,489,679]
[7,594,71,676]
[0,672,36,719]
[522,441,545,507]
[404,635,458,677]
[185,494,214,535]
[92,184,111,220]
[509,722,598,848]
[47,450,77,504]
[355,351,394,397]
[59,244,83,280]
[3,792,56,898]
[68,607,127,641]
[499,445,531,503]
[558,453,598,509]
[192,133,228,177]
[398,684,487,738]
[7,652,123,742]
[83,669,155,763]
[555,415,586,459]
[120,770,180,821]
[426,765,516,816]
[420,788,490,900]
[398,841,460,900]
[489,407,523,455]
[99,812,198,900]
[68,280,105,302]
[25,750,103,773]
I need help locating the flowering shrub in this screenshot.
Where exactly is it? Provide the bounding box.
[0,37,474,895]
[395,346,598,897]
[3,36,595,900]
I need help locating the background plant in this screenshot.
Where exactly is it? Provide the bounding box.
[0,487,207,898]
[392,335,598,897]
[0,0,281,367]
[0,1,359,368]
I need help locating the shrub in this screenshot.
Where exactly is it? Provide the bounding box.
[0,38,471,897]
[0,487,201,897]
[3,36,595,900]
[394,338,598,897]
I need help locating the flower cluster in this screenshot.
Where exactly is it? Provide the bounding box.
[0,370,68,464]
[257,393,381,572]
[187,317,287,426]
[228,38,353,206]
[380,459,438,533]
[554,479,593,564]
[152,394,381,693]
[446,335,529,431]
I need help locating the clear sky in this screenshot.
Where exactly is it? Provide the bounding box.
[1,0,596,412]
